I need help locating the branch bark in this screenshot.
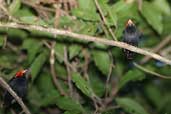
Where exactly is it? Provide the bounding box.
[0,77,31,114]
[0,22,170,65]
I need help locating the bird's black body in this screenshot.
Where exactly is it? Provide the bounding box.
[123,20,141,60]
[3,71,28,108]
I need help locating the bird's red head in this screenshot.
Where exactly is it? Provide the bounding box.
[15,69,28,78]
[125,19,135,27]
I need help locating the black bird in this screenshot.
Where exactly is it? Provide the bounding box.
[122,19,141,60]
[3,69,30,108]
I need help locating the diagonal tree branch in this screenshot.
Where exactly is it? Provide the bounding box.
[0,22,170,65]
[0,77,31,114]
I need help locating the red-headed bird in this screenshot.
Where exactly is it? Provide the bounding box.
[122,19,141,60]
[3,69,30,108]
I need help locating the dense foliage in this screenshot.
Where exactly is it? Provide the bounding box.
[0,0,171,114]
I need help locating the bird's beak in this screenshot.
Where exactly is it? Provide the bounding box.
[24,69,32,79]
[23,69,28,74]
[126,19,134,27]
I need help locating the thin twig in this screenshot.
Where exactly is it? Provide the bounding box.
[160,46,171,59]
[0,77,31,114]
[133,62,171,79]
[0,4,19,22]
[82,48,90,80]
[0,22,170,65]
[94,0,117,41]
[64,46,73,96]
[21,0,55,12]
[141,35,171,64]
[137,0,143,11]
[105,51,113,98]
[49,42,66,96]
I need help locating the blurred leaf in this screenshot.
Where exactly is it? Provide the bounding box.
[72,72,93,97]
[9,0,21,15]
[153,0,171,16]
[56,96,85,114]
[116,97,149,114]
[141,2,163,34]
[55,62,67,78]
[30,50,48,81]
[41,90,60,106]
[72,0,99,21]
[22,39,42,63]
[15,7,34,17]
[27,87,43,107]
[69,45,81,60]
[54,43,65,63]
[98,0,117,27]
[118,69,145,90]
[20,16,48,26]
[36,71,56,95]
[144,84,162,108]
[7,28,28,39]
[0,35,4,47]
[89,65,105,97]
[92,50,110,76]
[71,9,99,21]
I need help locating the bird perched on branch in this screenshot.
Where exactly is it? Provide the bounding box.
[122,19,141,60]
[3,69,31,108]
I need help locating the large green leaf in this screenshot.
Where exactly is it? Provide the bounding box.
[72,72,93,97]
[30,50,48,81]
[153,0,171,16]
[144,84,162,108]
[141,2,163,34]
[92,50,111,76]
[118,69,145,90]
[22,39,42,64]
[116,97,149,114]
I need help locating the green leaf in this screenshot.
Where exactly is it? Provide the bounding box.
[89,65,105,97]
[0,35,4,47]
[20,16,48,26]
[144,84,162,108]
[141,2,163,34]
[9,0,21,15]
[30,50,48,81]
[36,71,56,95]
[27,87,43,107]
[153,0,171,16]
[69,45,81,60]
[71,9,99,21]
[92,50,111,76]
[22,39,42,64]
[41,90,60,106]
[54,43,65,63]
[98,0,117,27]
[116,97,149,114]
[72,72,93,97]
[56,96,85,114]
[118,69,145,90]
[6,28,28,39]
[72,0,99,21]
